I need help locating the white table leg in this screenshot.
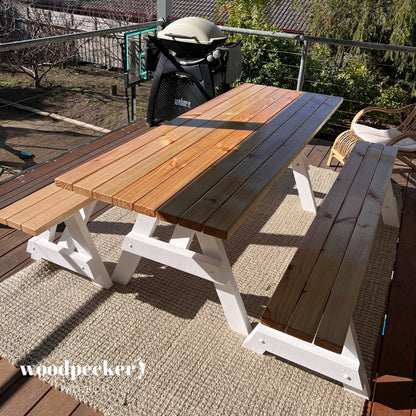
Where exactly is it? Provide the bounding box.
[111,216,252,335]
[292,151,317,213]
[196,233,252,335]
[111,214,159,285]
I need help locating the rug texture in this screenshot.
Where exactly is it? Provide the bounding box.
[0,166,400,416]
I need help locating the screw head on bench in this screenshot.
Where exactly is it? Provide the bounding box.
[344,374,352,381]
[259,338,265,344]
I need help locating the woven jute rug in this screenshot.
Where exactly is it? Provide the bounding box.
[0,166,400,416]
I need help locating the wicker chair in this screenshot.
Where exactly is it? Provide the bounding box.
[327,104,416,173]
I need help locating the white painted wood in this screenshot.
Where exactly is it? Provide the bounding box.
[115,231,223,283]
[381,181,400,228]
[243,321,370,398]
[292,152,317,213]
[110,214,251,335]
[196,233,252,335]
[169,225,195,249]
[64,212,112,288]
[111,214,159,285]
[58,201,96,250]
[27,203,112,289]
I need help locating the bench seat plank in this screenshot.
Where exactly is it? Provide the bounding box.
[285,144,384,342]
[315,144,398,351]
[0,184,92,236]
[260,141,398,353]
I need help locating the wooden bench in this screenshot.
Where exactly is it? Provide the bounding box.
[243,141,400,397]
[0,183,112,288]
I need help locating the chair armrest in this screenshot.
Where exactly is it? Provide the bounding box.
[387,131,416,146]
[352,104,416,125]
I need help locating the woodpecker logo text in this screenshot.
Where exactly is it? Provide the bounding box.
[20,360,146,381]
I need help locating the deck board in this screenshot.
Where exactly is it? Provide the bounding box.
[0,134,414,415]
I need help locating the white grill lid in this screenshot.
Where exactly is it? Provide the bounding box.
[157,17,227,45]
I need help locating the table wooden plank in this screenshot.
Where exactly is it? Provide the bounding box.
[200,95,343,238]
[315,144,398,353]
[156,90,310,226]
[286,143,383,342]
[92,85,274,203]
[260,142,371,331]
[55,83,254,192]
[113,88,299,211]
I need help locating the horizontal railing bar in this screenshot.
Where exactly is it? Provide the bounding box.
[219,25,416,55]
[0,20,162,53]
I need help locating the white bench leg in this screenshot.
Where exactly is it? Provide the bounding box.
[381,181,400,228]
[27,203,113,289]
[110,215,252,335]
[292,152,317,213]
[243,320,370,398]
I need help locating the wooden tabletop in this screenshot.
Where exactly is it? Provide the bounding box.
[55,83,342,239]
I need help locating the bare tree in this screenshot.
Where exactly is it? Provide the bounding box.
[0,0,85,87]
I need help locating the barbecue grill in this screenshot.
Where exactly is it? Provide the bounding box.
[146,17,242,126]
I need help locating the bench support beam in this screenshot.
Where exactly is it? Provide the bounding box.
[111,213,252,335]
[243,321,371,398]
[27,202,112,289]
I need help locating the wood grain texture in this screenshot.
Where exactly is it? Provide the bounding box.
[261,141,397,354]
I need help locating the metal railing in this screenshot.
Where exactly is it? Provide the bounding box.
[1,18,416,179]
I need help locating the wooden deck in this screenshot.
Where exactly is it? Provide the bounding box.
[0,118,415,415]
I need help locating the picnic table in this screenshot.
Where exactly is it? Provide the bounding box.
[54,83,342,335]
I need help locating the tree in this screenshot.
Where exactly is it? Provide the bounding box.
[304,0,416,76]
[0,0,84,87]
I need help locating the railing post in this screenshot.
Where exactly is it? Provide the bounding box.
[157,0,172,26]
[296,39,309,91]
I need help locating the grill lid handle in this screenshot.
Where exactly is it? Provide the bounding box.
[164,33,198,41]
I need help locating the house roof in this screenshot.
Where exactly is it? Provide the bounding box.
[30,0,310,33]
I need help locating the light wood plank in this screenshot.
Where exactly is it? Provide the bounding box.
[92,85,274,203]
[54,83,254,192]
[113,88,297,210]
[0,184,59,226]
[6,189,92,236]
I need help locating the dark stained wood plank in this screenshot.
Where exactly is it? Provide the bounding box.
[0,119,150,208]
[201,95,344,239]
[315,145,398,352]
[261,142,372,332]
[0,359,21,396]
[70,404,103,416]
[26,388,79,416]
[369,184,416,415]
[0,376,50,416]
